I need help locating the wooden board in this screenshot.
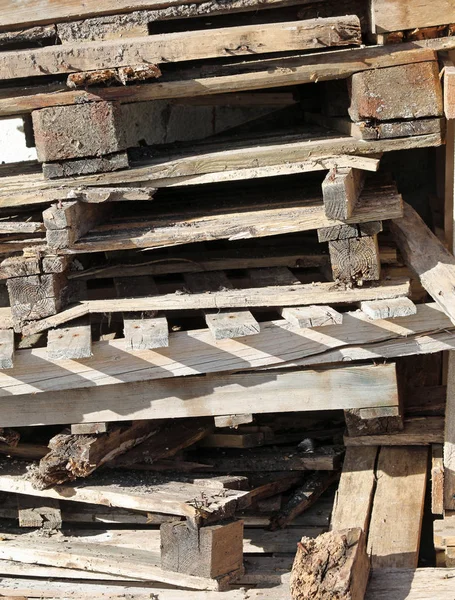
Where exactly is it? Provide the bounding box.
[0,363,399,427]
[0,45,447,118]
[0,17,361,80]
[0,302,451,395]
[367,447,428,569]
[0,329,14,369]
[369,0,455,33]
[445,353,455,510]
[344,417,444,446]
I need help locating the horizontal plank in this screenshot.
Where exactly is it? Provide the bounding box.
[0,17,361,80]
[370,0,455,33]
[0,363,399,426]
[0,44,445,117]
[0,302,448,395]
[19,278,411,335]
[344,417,444,446]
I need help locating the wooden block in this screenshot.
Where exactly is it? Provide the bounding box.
[184,272,259,340]
[344,416,443,446]
[71,423,108,434]
[7,273,68,322]
[47,324,92,360]
[360,297,417,320]
[367,446,428,569]
[0,329,14,369]
[370,0,455,33]
[432,444,444,515]
[57,17,149,43]
[290,528,370,600]
[331,446,378,532]
[43,200,110,250]
[160,520,244,579]
[280,305,343,329]
[322,167,365,221]
[390,202,455,325]
[328,235,381,283]
[348,62,443,122]
[318,221,383,242]
[32,102,126,162]
[214,414,253,428]
[344,405,403,438]
[17,495,61,530]
[42,151,128,179]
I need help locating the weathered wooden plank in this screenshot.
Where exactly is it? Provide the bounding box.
[431,444,444,515]
[322,167,365,221]
[47,324,92,360]
[17,495,61,530]
[344,417,444,446]
[367,447,428,569]
[390,202,455,324]
[445,353,455,510]
[331,446,378,532]
[280,305,343,329]
[369,0,455,33]
[0,329,14,369]
[0,302,449,391]
[328,234,381,283]
[0,364,399,427]
[360,297,417,320]
[0,17,361,81]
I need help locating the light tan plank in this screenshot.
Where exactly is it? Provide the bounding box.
[370,0,455,33]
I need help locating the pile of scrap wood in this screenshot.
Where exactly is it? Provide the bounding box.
[1,0,455,598]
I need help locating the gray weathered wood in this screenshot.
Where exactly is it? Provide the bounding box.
[328,235,381,283]
[322,167,365,221]
[0,329,14,369]
[361,297,417,320]
[280,305,343,329]
[47,324,92,360]
[17,495,62,530]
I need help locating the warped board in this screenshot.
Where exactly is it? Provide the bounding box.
[0,45,448,117]
[0,303,450,395]
[0,363,399,426]
[0,129,443,209]
[0,460,248,521]
[0,17,361,80]
[58,177,403,253]
[18,277,411,335]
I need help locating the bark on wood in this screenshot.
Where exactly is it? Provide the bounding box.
[290,528,370,600]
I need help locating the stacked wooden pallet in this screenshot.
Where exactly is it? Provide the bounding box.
[1,0,455,598]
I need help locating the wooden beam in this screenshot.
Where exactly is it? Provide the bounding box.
[390,201,455,324]
[0,45,447,118]
[0,363,400,427]
[344,416,444,446]
[280,305,343,329]
[328,234,381,283]
[367,447,428,569]
[431,444,444,515]
[360,297,417,320]
[17,495,61,530]
[322,167,365,220]
[445,354,455,510]
[0,17,361,81]
[369,0,455,33]
[47,324,92,360]
[0,301,450,393]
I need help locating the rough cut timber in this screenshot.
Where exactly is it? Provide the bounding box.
[32,102,126,162]
[43,200,110,249]
[280,305,343,329]
[367,446,428,569]
[369,0,455,33]
[0,363,400,427]
[317,221,383,242]
[432,444,444,515]
[322,167,365,221]
[390,202,455,325]
[0,329,14,369]
[445,354,455,510]
[360,297,417,320]
[290,528,370,600]
[0,46,445,118]
[444,64,455,120]
[6,272,68,323]
[348,61,443,122]
[344,417,443,446]
[161,520,244,579]
[0,301,449,395]
[47,324,92,360]
[34,420,160,488]
[17,495,62,530]
[344,406,403,438]
[0,17,362,81]
[328,234,381,283]
[43,152,129,179]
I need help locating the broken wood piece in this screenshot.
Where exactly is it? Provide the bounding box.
[47,323,91,360]
[348,61,443,121]
[0,329,14,369]
[331,446,379,532]
[160,520,244,579]
[328,235,381,283]
[42,152,129,179]
[214,415,253,428]
[322,167,365,221]
[67,64,162,88]
[17,495,61,530]
[432,444,444,515]
[280,305,343,329]
[34,420,161,489]
[0,17,362,81]
[115,276,169,350]
[71,423,108,435]
[390,201,455,324]
[290,528,370,600]
[183,272,259,340]
[269,471,339,531]
[360,297,417,320]
[367,446,428,568]
[344,417,443,446]
[344,405,403,438]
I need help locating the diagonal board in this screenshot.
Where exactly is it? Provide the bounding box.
[0,363,399,427]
